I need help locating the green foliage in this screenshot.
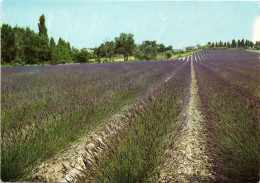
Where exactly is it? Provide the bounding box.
[256,41,260,47]
[1,15,73,65]
[165,50,173,59]
[93,47,102,63]
[231,39,237,48]
[204,38,255,50]
[11,57,25,66]
[37,14,50,62]
[97,41,115,62]
[135,40,158,60]
[157,44,174,59]
[50,38,72,64]
[50,37,56,48]
[23,27,40,64]
[38,35,50,62]
[38,14,48,37]
[227,42,231,48]
[157,43,166,52]
[115,33,135,61]
[202,39,255,49]
[72,48,91,63]
[1,24,15,63]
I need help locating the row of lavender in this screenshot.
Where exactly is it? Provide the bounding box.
[194,50,260,182]
[74,61,191,182]
[1,60,185,181]
[195,50,259,96]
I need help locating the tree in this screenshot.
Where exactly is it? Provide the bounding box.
[238,39,241,48]
[93,46,102,63]
[135,40,158,60]
[23,27,40,64]
[51,38,72,64]
[38,35,50,62]
[38,14,50,62]
[241,39,245,48]
[219,41,223,47]
[49,37,56,60]
[249,41,254,48]
[1,24,15,63]
[73,48,90,63]
[50,37,56,48]
[157,44,166,52]
[227,42,231,48]
[38,14,48,37]
[165,50,173,59]
[231,39,237,48]
[102,41,115,62]
[245,40,249,47]
[115,33,135,61]
[1,15,74,65]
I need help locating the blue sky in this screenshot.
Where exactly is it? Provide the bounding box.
[1,0,260,49]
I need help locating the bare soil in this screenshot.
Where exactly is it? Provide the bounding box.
[158,60,215,182]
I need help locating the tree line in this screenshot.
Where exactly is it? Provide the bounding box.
[5,14,259,65]
[93,33,174,63]
[1,15,80,65]
[1,14,175,65]
[205,39,260,49]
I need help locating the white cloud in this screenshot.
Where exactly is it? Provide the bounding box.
[253,16,260,43]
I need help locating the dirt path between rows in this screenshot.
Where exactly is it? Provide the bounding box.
[159,60,215,182]
[28,70,177,182]
[27,103,142,182]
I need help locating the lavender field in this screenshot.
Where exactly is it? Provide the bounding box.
[1,50,260,182]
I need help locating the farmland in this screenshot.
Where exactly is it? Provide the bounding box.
[1,50,260,182]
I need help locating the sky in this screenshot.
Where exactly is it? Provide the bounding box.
[1,0,260,49]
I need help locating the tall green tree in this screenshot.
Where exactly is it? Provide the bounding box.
[50,37,56,48]
[245,40,249,47]
[115,33,135,61]
[240,38,245,48]
[1,24,15,63]
[38,14,48,37]
[38,14,50,62]
[227,42,231,48]
[238,39,241,47]
[219,41,223,47]
[231,39,237,48]
[49,37,56,60]
[23,27,40,64]
[249,41,254,48]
